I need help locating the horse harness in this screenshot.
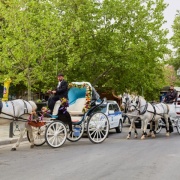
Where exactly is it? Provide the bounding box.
[0,100,30,121]
[135,97,167,122]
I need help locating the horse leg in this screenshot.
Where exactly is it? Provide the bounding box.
[150,121,156,138]
[132,122,138,138]
[168,117,173,133]
[147,121,152,137]
[127,119,133,139]
[26,124,34,148]
[151,121,158,138]
[164,115,170,136]
[11,126,26,151]
[141,120,148,140]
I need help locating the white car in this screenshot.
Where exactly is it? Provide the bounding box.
[92,100,123,133]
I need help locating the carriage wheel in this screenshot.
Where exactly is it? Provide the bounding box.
[27,126,46,146]
[155,119,163,134]
[67,123,84,142]
[45,121,67,148]
[176,118,180,134]
[87,112,109,144]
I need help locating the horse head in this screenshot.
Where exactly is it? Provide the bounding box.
[121,93,134,112]
[28,101,37,112]
[130,95,147,112]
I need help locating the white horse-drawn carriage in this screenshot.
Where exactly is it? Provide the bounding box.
[121,93,180,139]
[166,98,180,133]
[0,82,109,150]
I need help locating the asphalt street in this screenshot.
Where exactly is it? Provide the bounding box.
[0,127,180,180]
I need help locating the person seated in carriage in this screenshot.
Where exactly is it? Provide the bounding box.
[47,73,68,114]
[163,85,177,104]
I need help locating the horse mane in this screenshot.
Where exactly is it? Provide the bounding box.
[28,101,37,111]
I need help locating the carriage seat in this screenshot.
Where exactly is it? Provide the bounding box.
[67,98,86,115]
[52,100,61,116]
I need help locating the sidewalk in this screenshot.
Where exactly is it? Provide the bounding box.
[0,123,27,146]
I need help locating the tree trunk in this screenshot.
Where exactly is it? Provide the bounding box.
[27,70,32,101]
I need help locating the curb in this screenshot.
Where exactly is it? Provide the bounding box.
[0,137,28,146]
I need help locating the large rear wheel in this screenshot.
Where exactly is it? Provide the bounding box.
[176,118,180,134]
[27,126,46,146]
[45,121,67,148]
[87,112,109,144]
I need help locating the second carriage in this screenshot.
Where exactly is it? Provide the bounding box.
[28,82,110,148]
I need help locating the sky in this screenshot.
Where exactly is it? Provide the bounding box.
[163,0,180,39]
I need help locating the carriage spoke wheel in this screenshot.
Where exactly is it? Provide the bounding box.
[155,119,163,134]
[176,118,180,134]
[87,112,109,144]
[45,121,67,148]
[67,123,84,142]
[27,126,46,146]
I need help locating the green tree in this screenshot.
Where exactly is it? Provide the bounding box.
[170,11,180,86]
[0,0,169,101]
[0,0,63,99]
[55,0,168,100]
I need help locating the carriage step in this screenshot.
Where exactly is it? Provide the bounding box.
[51,115,58,119]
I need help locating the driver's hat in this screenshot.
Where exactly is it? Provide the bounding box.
[57,73,64,77]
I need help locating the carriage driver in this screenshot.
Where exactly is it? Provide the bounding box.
[163,85,177,103]
[47,73,68,114]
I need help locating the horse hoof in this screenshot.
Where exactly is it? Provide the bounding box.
[30,145,34,148]
[151,134,156,138]
[127,136,130,139]
[134,135,138,138]
[166,133,170,137]
[141,135,145,140]
[11,148,16,151]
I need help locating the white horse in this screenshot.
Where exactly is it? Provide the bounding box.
[121,93,139,139]
[0,99,37,150]
[130,96,170,139]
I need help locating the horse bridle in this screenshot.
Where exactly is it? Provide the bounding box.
[132,96,148,115]
[122,95,135,113]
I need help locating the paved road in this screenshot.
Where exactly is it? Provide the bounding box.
[0,127,180,180]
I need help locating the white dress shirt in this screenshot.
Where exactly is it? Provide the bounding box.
[57,81,61,88]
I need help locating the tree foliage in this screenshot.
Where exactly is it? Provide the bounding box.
[171,11,180,70]
[169,10,180,86]
[0,0,169,100]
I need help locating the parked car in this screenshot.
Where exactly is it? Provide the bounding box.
[92,100,123,133]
